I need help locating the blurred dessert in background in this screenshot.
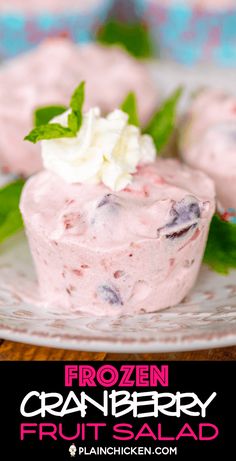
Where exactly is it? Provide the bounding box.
[0,38,158,176]
[0,0,113,59]
[0,0,108,12]
[144,0,236,66]
[180,88,236,222]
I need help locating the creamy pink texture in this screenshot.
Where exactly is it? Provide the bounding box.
[180,89,236,210]
[20,159,215,315]
[0,39,157,176]
[0,0,101,13]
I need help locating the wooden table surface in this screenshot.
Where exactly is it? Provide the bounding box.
[0,339,235,360]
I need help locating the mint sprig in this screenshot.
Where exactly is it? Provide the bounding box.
[25,124,76,144]
[144,87,183,152]
[25,81,85,143]
[121,92,139,127]
[34,105,67,127]
[203,214,236,274]
[0,179,25,243]
[68,81,85,133]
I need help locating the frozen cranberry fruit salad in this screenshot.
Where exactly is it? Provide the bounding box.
[0,39,157,176]
[20,84,215,315]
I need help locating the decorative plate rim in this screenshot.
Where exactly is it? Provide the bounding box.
[0,322,236,353]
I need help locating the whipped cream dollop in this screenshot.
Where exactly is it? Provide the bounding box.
[41,108,156,191]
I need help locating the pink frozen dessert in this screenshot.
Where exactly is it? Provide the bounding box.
[180,88,236,218]
[20,88,215,315]
[0,39,157,176]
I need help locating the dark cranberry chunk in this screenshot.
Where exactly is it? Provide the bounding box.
[98,285,123,306]
[97,194,113,208]
[97,194,121,209]
[167,198,201,228]
[165,223,197,240]
[157,197,201,240]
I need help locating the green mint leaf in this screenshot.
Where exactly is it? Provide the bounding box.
[144,87,183,152]
[25,81,86,143]
[0,179,25,244]
[68,111,81,134]
[24,124,75,144]
[69,81,85,132]
[97,20,153,58]
[203,214,236,274]
[70,81,85,113]
[34,105,67,127]
[121,92,139,127]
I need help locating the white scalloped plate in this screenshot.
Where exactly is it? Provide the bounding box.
[0,233,235,352]
[0,62,236,352]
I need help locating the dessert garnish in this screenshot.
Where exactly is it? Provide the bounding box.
[34,105,67,127]
[26,81,183,151]
[0,179,25,243]
[25,82,158,191]
[0,85,183,242]
[145,87,183,150]
[120,92,139,126]
[25,81,85,143]
[204,214,236,274]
